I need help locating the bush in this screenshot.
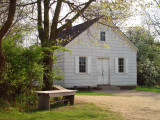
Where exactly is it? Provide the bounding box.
[126,27,160,87]
[0,35,67,110]
[0,38,43,102]
[14,93,38,111]
[0,98,12,111]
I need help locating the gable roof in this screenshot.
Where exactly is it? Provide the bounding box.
[110,24,139,51]
[58,18,138,51]
[58,18,99,46]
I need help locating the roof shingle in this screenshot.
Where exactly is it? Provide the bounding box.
[58,18,99,46]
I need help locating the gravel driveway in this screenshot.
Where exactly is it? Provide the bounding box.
[75,90,160,120]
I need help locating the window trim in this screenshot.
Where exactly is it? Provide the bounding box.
[115,57,129,74]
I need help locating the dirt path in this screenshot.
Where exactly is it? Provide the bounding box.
[75,90,160,120]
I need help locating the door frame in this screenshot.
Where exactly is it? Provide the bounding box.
[97,57,110,85]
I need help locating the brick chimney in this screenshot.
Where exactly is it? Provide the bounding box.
[65,19,72,33]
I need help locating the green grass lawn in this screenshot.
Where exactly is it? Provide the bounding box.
[133,86,160,93]
[76,91,114,96]
[0,104,122,120]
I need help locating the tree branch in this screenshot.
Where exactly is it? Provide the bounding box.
[44,0,50,43]
[50,0,63,41]
[57,0,94,34]
[0,0,17,40]
[59,1,89,23]
[16,2,37,7]
[59,9,74,23]
[37,0,44,41]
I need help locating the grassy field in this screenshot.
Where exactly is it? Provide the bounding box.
[76,91,114,96]
[134,86,160,92]
[0,104,122,120]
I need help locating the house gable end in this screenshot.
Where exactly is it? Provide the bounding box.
[65,21,138,54]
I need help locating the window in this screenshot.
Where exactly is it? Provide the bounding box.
[79,57,86,73]
[100,32,105,41]
[75,56,91,74]
[118,58,124,73]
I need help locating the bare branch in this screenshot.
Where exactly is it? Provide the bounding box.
[50,0,63,41]
[16,1,37,7]
[37,0,44,41]
[44,0,50,43]
[57,0,94,34]
[59,9,74,23]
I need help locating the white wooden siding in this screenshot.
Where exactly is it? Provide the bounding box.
[53,51,65,87]
[54,22,137,88]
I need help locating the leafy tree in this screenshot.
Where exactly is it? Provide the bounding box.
[0,0,17,74]
[126,27,160,87]
[0,0,39,75]
[0,36,43,101]
[0,34,66,101]
[36,0,97,90]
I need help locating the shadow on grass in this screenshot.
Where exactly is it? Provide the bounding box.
[23,97,67,113]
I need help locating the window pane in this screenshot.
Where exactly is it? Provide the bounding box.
[100,32,105,41]
[118,58,124,73]
[79,57,86,73]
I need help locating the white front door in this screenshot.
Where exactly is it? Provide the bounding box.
[97,59,109,84]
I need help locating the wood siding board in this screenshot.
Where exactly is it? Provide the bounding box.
[55,21,137,88]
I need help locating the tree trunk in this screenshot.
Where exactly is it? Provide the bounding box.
[42,49,53,90]
[37,0,94,90]
[0,0,17,74]
[0,38,5,75]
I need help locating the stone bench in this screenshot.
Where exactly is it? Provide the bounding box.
[35,90,77,110]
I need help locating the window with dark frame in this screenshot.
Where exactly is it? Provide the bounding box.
[100,32,105,41]
[118,58,124,73]
[79,57,86,73]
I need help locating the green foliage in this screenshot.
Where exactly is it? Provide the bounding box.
[134,86,160,93]
[14,94,38,111]
[41,44,70,82]
[127,27,160,87]
[0,99,12,111]
[0,37,43,106]
[0,94,38,112]
[50,97,65,109]
[52,44,71,81]
[0,35,67,110]
[85,0,133,22]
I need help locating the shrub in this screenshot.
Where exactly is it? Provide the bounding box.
[0,36,67,110]
[126,27,160,87]
[0,38,43,103]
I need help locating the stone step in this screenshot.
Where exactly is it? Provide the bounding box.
[97,85,120,90]
[103,86,120,90]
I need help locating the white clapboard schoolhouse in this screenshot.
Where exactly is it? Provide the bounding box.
[54,18,138,89]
